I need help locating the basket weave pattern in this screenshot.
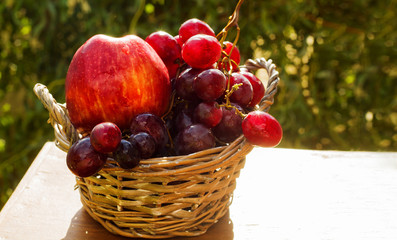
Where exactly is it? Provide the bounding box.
[34,57,279,238]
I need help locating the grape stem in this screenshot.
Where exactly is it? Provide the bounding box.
[161,91,177,149]
[219,83,247,119]
[216,0,244,41]
[216,0,246,119]
[216,0,243,74]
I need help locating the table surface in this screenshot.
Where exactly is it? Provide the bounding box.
[1,142,397,240]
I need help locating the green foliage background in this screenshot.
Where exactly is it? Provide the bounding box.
[1,0,396,208]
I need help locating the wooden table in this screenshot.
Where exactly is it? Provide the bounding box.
[1,142,397,240]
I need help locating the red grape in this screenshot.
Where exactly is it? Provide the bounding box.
[90,122,122,153]
[240,71,265,108]
[178,18,215,43]
[228,73,253,107]
[182,34,222,69]
[174,124,215,155]
[130,132,156,159]
[242,111,282,147]
[175,67,202,101]
[218,41,241,72]
[145,31,182,79]
[174,35,184,48]
[194,69,226,101]
[212,104,244,143]
[66,138,107,177]
[113,139,141,169]
[193,101,223,128]
[130,113,168,151]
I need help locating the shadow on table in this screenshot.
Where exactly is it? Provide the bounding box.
[62,208,234,240]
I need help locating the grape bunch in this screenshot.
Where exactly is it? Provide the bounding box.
[66,18,282,178]
[67,113,169,177]
[152,18,282,154]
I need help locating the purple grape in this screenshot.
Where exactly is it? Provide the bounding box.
[212,104,244,143]
[66,137,107,177]
[113,139,141,169]
[228,73,253,107]
[194,69,226,101]
[90,122,122,154]
[193,101,223,128]
[175,68,202,101]
[130,113,168,151]
[174,102,195,132]
[175,124,216,155]
[130,132,156,159]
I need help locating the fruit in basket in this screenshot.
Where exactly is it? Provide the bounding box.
[174,35,183,47]
[113,139,141,169]
[218,41,241,72]
[194,69,227,101]
[228,72,253,107]
[175,68,203,101]
[182,34,222,69]
[240,71,265,108]
[66,138,107,177]
[65,34,171,133]
[90,122,122,154]
[242,111,283,147]
[145,31,182,79]
[130,132,156,159]
[175,124,216,155]
[130,113,168,152]
[212,104,244,143]
[62,9,283,171]
[178,18,215,43]
[193,101,223,128]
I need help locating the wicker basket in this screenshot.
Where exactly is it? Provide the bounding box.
[33,57,279,238]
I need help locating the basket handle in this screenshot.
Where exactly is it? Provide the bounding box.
[33,83,78,151]
[242,57,280,112]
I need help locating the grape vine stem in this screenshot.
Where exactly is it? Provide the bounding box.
[219,83,247,119]
[216,0,244,74]
[216,0,244,41]
[216,0,246,119]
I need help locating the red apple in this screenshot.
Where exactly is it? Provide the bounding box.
[65,34,171,133]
